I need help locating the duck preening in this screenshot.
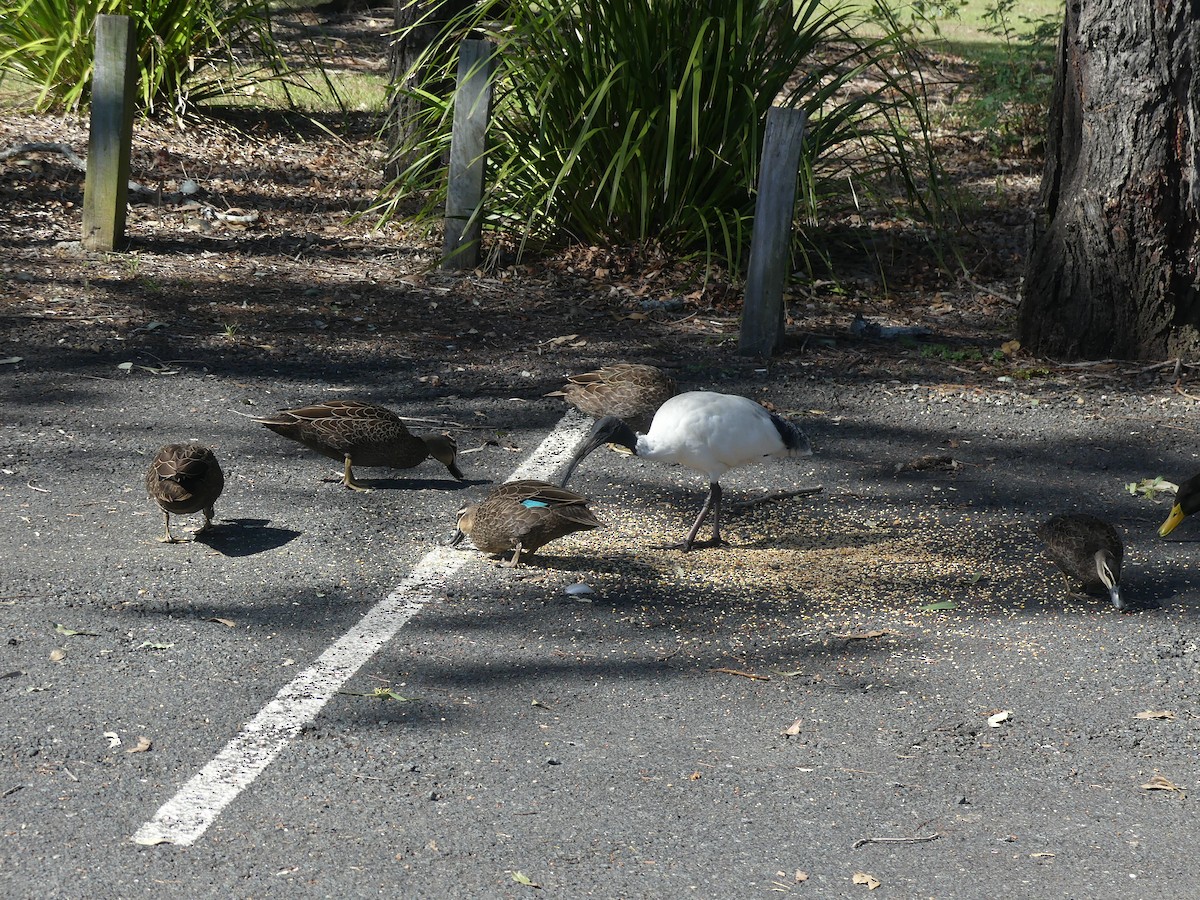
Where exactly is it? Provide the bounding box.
[559,390,812,551]
[1159,473,1200,536]
[546,363,677,431]
[451,479,602,566]
[145,443,225,543]
[1038,513,1125,610]
[248,399,463,490]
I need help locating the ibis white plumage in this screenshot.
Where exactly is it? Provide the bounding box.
[559,390,812,551]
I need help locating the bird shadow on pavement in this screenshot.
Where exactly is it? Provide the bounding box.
[342,475,483,492]
[195,518,302,557]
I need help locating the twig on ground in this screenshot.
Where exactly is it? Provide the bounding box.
[710,667,770,681]
[852,833,940,850]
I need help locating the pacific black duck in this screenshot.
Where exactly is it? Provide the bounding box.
[1038,513,1125,610]
[546,363,676,431]
[250,399,463,490]
[1159,472,1200,536]
[145,443,225,543]
[560,391,811,551]
[450,479,602,566]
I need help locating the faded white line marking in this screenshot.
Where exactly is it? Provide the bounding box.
[132,411,591,846]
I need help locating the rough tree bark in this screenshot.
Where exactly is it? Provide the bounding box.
[385,0,473,179]
[1019,1,1200,360]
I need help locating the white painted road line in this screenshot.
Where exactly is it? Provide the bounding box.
[132,411,592,846]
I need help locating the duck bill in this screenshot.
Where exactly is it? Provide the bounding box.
[449,528,466,547]
[1159,504,1185,537]
[1110,585,1126,611]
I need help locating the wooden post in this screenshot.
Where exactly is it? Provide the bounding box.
[739,106,807,356]
[82,15,137,251]
[442,39,496,270]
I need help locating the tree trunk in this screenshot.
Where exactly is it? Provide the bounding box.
[1020,1,1200,360]
[385,0,474,180]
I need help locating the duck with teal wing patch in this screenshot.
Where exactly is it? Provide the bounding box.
[451,479,602,566]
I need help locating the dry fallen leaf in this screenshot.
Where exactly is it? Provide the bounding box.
[208,617,236,628]
[1134,710,1176,721]
[126,736,152,754]
[48,648,66,663]
[782,719,803,737]
[853,872,881,890]
[1141,773,1184,793]
[987,710,1013,728]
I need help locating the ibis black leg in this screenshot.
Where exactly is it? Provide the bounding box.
[682,482,726,551]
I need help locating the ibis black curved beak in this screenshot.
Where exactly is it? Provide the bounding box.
[447,461,465,482]
[560,415,635,487]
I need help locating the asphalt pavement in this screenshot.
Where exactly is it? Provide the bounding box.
[3,357,1200,898]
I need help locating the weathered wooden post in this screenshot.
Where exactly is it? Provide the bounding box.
[442,39,496,270]
[739,106,807,356]
[81,14,137,251]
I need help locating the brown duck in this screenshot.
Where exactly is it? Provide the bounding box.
[451,479,602,566]
[1038,513,1125,610]
[546,363,676,431]
[250,399,463,490]
[145,443,225,543]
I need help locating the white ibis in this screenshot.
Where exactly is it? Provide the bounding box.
[560,390,812,551]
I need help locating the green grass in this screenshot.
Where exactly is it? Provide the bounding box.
[929,0,1061,44]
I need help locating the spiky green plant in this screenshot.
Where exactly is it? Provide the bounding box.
[0,0,297,116]
[378,0,949,272]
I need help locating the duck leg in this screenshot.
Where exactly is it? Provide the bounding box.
[681,482,727,552]
[342,455,372,492]
[502,542,526,567]
[159,512,179,544]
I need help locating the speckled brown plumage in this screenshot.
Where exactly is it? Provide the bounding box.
[451,479,602,566]
[251,399,463,490]
[145,443,224,543]
[547,364,676,430]
[1038,513,1125,610]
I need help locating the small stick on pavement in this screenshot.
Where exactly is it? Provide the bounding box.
[852,833,940,850]
[711,667,771,681]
